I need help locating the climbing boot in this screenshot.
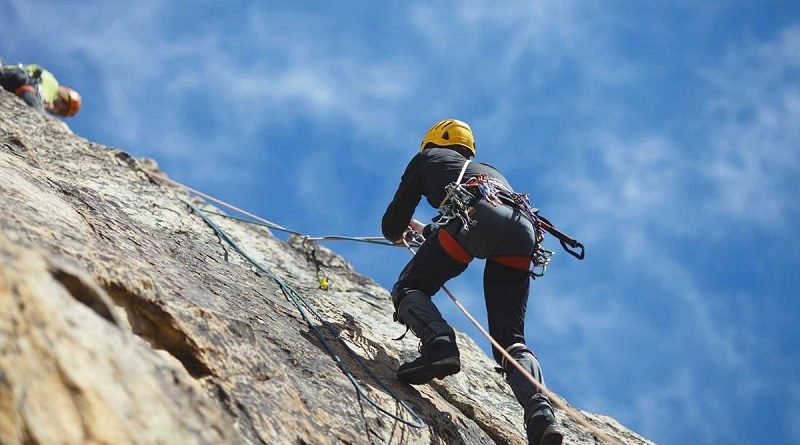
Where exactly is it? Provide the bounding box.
[397,335,461,385]
[525,393,562,445]
[526,418,563,445]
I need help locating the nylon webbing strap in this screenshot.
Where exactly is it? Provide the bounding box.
[437,229,474,264]
[456,159,471,184]
[438,159,472,209]
[488,255,531,270]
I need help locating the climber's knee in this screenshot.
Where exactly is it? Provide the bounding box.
[501,342,548,407]
[14,84,35,97]
[502,343,543,383]
[391,287,425,324]
[501,343,533,369]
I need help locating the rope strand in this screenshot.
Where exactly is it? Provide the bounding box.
[199,210,397,247]
[150,171,399,246]
[184,200,426,429]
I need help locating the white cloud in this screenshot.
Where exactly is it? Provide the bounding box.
[7,1,420,173]
[698,26,800,229]
[642,250,748,369]
[535,286,627,338]
[558,132,690,257]
[541,25,800,372]
[410,0,637,87]
[293,150,349,225]
[526,26,800,443]
[631,367,734,445]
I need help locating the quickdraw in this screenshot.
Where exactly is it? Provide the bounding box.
[302,238,330,290]
[437,159,477,230]
[438,179,480,231]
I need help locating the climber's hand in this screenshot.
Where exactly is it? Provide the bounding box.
[408,219,425,235]
[393,219,425,245]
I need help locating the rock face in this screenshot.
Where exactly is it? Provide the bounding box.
[0,90,654,445]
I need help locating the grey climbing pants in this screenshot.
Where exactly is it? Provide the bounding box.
[391,198,553,411]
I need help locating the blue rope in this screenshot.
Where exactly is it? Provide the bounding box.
[184,200,426,429]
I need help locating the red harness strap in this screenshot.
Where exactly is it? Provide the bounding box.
[489,255,531,271]
[14,84,35,96]
[437,230,474,264]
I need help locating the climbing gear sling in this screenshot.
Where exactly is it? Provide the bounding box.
[436,159,584,278]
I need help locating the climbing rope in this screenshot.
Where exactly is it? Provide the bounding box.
[149,171,614,442]
[198,210,398,247]
[183,200,426,430]
[192,208,402,291]
[148,171,399,247]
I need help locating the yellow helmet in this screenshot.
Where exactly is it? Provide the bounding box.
[419,119,476,157]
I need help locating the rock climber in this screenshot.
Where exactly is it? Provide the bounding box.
[382,119,563,445]
[0,62,81,117]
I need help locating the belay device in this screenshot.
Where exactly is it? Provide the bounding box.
[437,160,585,278]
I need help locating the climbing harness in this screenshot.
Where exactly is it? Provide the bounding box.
[184,200,426,430]
[437,160,583,278]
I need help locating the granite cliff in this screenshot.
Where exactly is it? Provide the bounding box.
[0,90,654,445]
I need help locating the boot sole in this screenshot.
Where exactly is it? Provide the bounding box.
[397,356,461,385]
[540,426,563,445]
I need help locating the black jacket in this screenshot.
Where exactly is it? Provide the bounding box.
[382,148,513,241]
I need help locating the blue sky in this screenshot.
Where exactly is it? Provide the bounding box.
[3,2,799,444]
